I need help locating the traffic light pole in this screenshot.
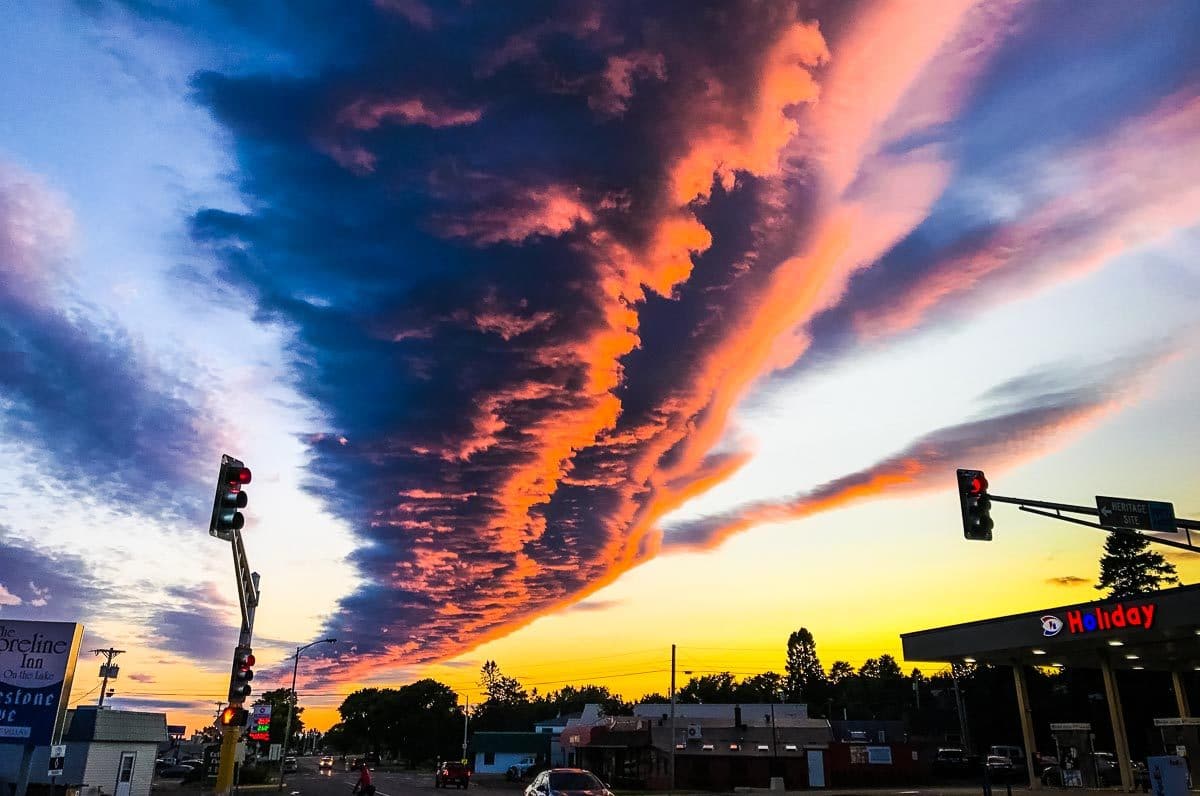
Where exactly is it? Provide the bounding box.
[986,493,1200,554]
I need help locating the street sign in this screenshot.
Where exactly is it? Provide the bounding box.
[1096,496,1176,533]
[48,745,66,777]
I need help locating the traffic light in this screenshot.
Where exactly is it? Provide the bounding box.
[219,705,248,729]
[957,468,993,541]
[228,645,255,703]
[209,455,252,541]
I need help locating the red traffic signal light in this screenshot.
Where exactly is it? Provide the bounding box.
[956,468,993,541]
[228,645,255,703]
[210,455,251,540]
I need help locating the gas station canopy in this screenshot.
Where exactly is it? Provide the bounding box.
[901,584,1200,671]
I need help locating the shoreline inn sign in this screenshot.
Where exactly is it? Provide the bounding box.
[0,620,84,745]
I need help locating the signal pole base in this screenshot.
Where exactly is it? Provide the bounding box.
[215,725,240,796]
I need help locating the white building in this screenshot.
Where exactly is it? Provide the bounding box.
[0,708,166,796]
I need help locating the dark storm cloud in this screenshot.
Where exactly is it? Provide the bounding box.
[0,164,213,522]
[173,0,840,678]
[142,0,1200,682]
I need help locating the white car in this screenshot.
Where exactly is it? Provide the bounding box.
[319,756,334,769]
[525,769,612,796]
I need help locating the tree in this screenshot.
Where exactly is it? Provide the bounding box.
[736,672,786,702]
[784,628,826,703]
[859,655,903,681]
[1096,530,1179,598]
[480,660,528,704]
[827,661,855,685]
[678,673,738,704]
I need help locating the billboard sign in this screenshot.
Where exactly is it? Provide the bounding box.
[248,704,272,742]
[0,620,84,745]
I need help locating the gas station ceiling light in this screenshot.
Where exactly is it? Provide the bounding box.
[1133,666,1145,670]
[1051,663,1064,668]
[963,657,976,663]
[1107,640,1124,646]
[1032,649,1046,655]
[1124,654,1139,660]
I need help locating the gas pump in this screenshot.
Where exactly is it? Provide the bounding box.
[1153,718,1199,787]
[1049,723,1099,788]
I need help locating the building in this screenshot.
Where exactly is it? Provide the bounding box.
[634,702,810,727]
[470,732,550,775]
[564,703,834,790]
[535,705,600,766]
[902,583,1200,790]
[0,708,167,796]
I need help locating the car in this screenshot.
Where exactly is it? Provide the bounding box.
[987,755,1015,772]
[435,761,471,789]
[284,756,298,772]
[507,757,540,781]
[157,763,197,779]
[933,748,971,776]
[320,756,334,769]
[524,769,612,796]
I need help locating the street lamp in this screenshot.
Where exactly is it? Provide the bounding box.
[279,638,336,789]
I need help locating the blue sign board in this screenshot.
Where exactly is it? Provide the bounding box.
[0,620,84,746]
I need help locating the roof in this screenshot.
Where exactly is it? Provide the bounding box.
[901,583,1200,670]
[471,732,551,755]
[64,708,167,744]
[634,703,810,726]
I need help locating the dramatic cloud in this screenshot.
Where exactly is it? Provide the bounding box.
[0,161,213,520]
[145,0,1200,682]
[663,349,1173,551]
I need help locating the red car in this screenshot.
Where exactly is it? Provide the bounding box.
[435,762,471,789]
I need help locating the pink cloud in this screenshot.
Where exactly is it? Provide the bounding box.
[338,97,483,131]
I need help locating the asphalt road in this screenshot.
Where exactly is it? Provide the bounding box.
[278,758,516,796]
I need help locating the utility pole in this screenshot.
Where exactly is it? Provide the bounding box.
[669,644,676,793]
[462,695,470,763]
[91,648,126,708]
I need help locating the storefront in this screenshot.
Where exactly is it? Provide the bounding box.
[902,584,1200,790]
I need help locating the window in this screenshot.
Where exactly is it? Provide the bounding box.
[867,747,893,765]
[484,752,495,765]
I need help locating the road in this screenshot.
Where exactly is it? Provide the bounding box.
[278,758,517,796]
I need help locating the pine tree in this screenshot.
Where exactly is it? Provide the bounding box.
[784,628,826,703]
[1096,530,1179,598]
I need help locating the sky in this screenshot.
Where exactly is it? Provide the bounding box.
[1,0,1200,734]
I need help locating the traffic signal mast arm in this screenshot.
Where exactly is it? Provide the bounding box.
[955,465,1200,554]
[985,492,1200,553]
